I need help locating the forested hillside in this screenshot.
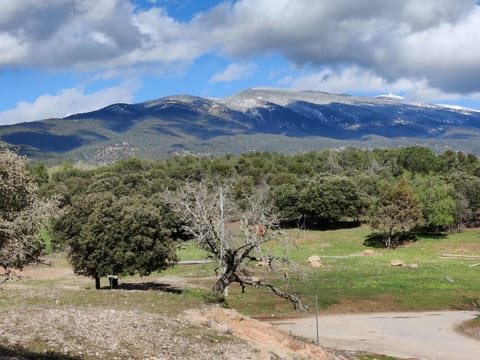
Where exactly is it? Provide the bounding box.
[35,146,480,247]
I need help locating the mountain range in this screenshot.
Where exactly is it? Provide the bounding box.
[1,88,480,165]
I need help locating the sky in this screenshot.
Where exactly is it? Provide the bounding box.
[1,0,480,125]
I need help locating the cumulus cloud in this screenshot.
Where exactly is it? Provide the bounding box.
[1,0,480,101]
[285,67,397,94]
[284,65,480,105]
[202,0,480,95]
[209,62,255,83]
[0,0,207,71]
[0,81,139,125]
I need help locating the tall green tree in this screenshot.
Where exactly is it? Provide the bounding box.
[0,149,57,276]
[299,175,366,224]
[448,173,480,229]
[273,183,302,222]
[54,193,177,289]
[28,161,49,186]
[412,175,456,232]
[370,178,423,248]
[397,146,440,174]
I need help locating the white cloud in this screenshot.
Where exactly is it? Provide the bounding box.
[1,0,480,102]
[0,81,139,125]
[209,62,256,83]
[203,0,480,95]
[0,1,208,71]
[286,67,392,94]
[285,66,480,105]
[0,33,28,64]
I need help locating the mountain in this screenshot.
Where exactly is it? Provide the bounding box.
[1,88,480,164]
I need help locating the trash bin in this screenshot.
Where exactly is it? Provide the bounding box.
[108,275,118,289]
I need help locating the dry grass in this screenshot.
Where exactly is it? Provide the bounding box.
[0,257,351,360]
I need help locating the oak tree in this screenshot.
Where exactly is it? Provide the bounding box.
[370,178,422,248]
[0,149,58,279]
[54,192,177,289]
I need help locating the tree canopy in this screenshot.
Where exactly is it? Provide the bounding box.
[36,146,480,256]
[0,149,54,275]
[412,175,456,231]
[54,192,177,288]
[370,178,423,248]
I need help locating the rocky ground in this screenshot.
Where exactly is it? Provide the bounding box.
[0,262,355,360]
[0,304,358,360]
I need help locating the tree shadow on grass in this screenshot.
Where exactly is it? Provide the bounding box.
[0,344,80,360]
[416,231,448,240]
[281,219,361,231]
[116,282,183,294]
[363,233,386,248]
[363,232,418,249]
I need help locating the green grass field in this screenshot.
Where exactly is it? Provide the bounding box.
[189,225,480,316]
[16,225,478,318]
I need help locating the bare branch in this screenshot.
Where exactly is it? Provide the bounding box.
[238,276,308,312]
[163,182,307,311]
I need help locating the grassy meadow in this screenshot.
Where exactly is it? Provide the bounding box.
[3,225,479,318]
[172,225,480,316]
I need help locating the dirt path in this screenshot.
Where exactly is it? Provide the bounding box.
[272,311,480,360]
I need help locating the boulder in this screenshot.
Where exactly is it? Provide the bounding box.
[308,255,322,268]
[390,259,404,266]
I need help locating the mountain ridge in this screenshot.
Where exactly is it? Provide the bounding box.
[1,88,479,165]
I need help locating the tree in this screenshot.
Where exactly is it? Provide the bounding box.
[0,149,57,278]
[448,172,480,228]
[164,183,307,311]
[28,161,49,186]
[370,178,423,248]
[397,146,440,174]
[54,193,177,289]
[299,176,366,224]
[412,175,456,232]
[273,183,302,222]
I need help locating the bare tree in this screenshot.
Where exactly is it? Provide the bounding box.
[164,182,307,311]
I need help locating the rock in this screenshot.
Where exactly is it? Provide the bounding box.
[409,263,419,268]
[267,351,282,360]
[390,260,404,266]
[363,249,375,256]
[251,276,261,283]
[308,255,322,268]
[445,275,455,283]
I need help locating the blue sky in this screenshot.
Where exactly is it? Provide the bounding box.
[1,0,480,125]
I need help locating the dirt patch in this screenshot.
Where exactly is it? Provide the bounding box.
[17,265,73,280]
[319,296,400,315]
[185,306,356,360]
[436,241,480,254]
[0,305,356,360]
[0,307,255,359]
[456,318,480,341]
[1,259,355,359]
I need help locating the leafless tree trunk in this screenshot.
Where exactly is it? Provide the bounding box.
[163,182,307,311]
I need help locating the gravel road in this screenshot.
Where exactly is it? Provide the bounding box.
[271,311,480,360]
